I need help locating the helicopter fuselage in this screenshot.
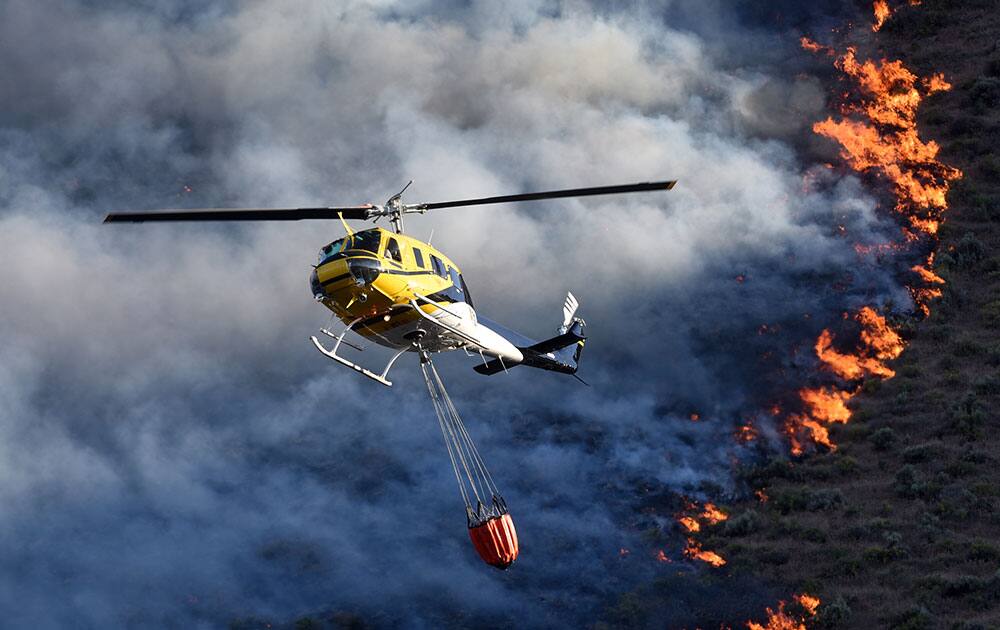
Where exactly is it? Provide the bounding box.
[310,227,523,362]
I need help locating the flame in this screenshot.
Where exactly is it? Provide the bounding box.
[912,262,944,285]
[675,500,728,566]
[815,329,895,379]
[872,0,922,32]
[800,37,833,56]
[795,594,820,616]
[655,550,671,563]
[805,43,962,236]
[737,423,758,443]
[787,385,857,453]
[684,540,727,567]
[857,307,905,360]
[910,256,945,316]
[700,502,728,525]
[872,0,891,31]
[747,594,821,630]
[800,387,853,423]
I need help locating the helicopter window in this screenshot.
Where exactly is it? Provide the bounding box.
[351,230,381,254]
[430,255,447,278]
[385,237,403,263]
[449,267,464,295]
[412,247,425,268]
[460,273,474,308]
[318,238,346,262]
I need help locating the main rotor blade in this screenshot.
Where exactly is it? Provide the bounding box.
[414,180,676,211]
[103,206,373,223]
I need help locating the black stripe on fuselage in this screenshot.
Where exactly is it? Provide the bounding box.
[321,273,352,287]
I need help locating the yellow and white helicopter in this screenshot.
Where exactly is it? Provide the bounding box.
[104,180,676,386]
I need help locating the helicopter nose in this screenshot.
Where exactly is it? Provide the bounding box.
[310,268,326,300]
[347,257,381,286]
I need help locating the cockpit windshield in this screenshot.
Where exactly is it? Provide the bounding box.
[317,238,346,263]
[317,230,382,263]
[350,229,382,254]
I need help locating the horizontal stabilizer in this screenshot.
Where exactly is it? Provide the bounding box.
[474,320,586,376]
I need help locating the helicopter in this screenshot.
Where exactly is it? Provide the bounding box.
[105,179,677,570]
[104,180,677,387]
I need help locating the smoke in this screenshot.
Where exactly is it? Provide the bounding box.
[0,0,903,627]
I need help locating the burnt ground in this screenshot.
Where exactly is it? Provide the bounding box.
[679,1,1000,629]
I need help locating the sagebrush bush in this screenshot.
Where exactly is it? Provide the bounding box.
[871,427,898,451]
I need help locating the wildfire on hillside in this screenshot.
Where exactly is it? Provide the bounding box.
[783,0,962,455]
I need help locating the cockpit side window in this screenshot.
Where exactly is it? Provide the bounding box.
[385,237,403,263]
[459,273,474,308]
[412,247,425,268]
[448,267,473,307]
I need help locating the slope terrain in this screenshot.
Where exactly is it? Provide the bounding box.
[691,2,1000,628]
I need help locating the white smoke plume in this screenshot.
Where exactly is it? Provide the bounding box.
[0,0,896,627]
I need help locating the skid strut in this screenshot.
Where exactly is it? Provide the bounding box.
[310,316,409,387]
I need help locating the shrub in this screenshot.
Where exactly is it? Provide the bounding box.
[814,595,851,628]
[919,511,942,542]
[952,337,982,358]
[967,76,1000,114]
[944,460,977,478]
[980,300,1000,326]
[889,606,932,630]
[771,488,844,513]
[863,545,905,564]
[947,393,987,440]
[973,376,1000,396]
[902,444,938,463]
[894,465,925,499]
[871,427,897,451]
[952,233,987,270]
[980,155,1000,179]
[836,455,859,474]
[722,510,761,537]
[988,58,1000,77]
[969,540,1000,562]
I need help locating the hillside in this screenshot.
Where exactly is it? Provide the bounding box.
[690,1,1000,628]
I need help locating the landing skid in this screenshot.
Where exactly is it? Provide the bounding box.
[310,316,409,387]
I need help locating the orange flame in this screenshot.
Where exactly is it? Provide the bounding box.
[872,0,891,31]
[700,502,728,525]
[676,500,729,566]
[872,0,923,32]
[747,593,821,630]
[805,43,962,235]
[795,594,820,616]
[857,307,905,360]
[684,539,727,567]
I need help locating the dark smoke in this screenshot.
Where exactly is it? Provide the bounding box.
[0,0,908,627]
